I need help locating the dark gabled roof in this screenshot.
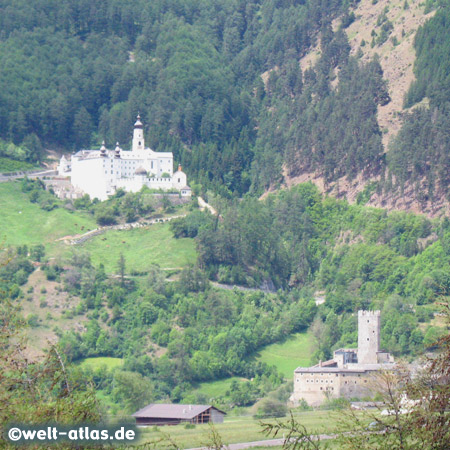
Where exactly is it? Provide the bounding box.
[132,404,226,420]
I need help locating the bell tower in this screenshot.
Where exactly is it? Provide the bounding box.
[132,114,145,152]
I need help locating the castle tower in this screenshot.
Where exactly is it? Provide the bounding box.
[132,114,145,152]
[358,310,380,364]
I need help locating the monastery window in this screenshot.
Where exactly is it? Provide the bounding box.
[355,381,357,384]
[364,380,367,383]
[330,380,333,383]
[326,380,328,383]
[344,381,348,385]
[321,380,323,383]
[111,170,113,174]
[367,338,370,341]
[316,380,319,383]
[320,387,323,391]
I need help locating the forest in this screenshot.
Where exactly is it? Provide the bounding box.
[1,0,449,205]
[1,0,450,435]
[2,181,448,413]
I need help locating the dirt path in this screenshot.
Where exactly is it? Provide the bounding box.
[198,196,217,215]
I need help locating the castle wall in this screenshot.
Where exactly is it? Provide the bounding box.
[291,370,376,406]
[292,371,338,406]
[336,372,374,399]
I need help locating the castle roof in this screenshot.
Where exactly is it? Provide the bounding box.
[294,362,395,374]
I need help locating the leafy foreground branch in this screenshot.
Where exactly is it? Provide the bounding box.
[261,412,324,450]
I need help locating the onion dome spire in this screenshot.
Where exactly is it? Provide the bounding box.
[100,140,107,157]
[134,114,143,129]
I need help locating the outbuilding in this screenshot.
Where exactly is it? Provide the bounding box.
[132,404,226,426]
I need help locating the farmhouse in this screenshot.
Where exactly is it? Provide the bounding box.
[132,404,226,426]
[290,310,395,406]
[58,115,191,201]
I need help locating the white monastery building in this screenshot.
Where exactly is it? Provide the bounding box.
[290,310,395,406]
[58,115,191,201]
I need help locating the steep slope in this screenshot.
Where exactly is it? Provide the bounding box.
[282,0,448,217]
[345,0,435,148]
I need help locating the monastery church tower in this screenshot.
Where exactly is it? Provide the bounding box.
[132,114,145,152]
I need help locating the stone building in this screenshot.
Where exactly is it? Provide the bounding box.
[58,115,191,201]
[290,310,395,406]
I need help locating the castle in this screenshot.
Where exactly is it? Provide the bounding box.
[58,115,191,201]
[290,311,395,406]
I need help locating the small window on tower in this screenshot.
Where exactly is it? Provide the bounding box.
[139,141,141,146]
[367,338,370,341]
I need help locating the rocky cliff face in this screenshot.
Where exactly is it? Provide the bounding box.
[279,0,449,218]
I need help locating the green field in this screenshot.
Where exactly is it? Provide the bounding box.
[0,181,196,271]
[256,332,315,377]
[80,224,197,273]
[192,377,246,400]
[0,157,36,172]
[79,357,124,371]
[192,333,314,401]
[0,181,96,249]
[138,410,342,449]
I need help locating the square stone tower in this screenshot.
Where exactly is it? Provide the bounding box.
[357,310,380,364]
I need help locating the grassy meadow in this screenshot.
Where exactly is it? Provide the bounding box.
[0,181,196,272]
[192,377,247,400]
[191,333,314,403]
[138,410,342,449]
[79,356,124,371]
[255,332,315,377]
[0,181,96,249]
[80,224,197,273]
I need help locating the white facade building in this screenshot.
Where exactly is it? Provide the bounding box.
[59,115,191,201]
